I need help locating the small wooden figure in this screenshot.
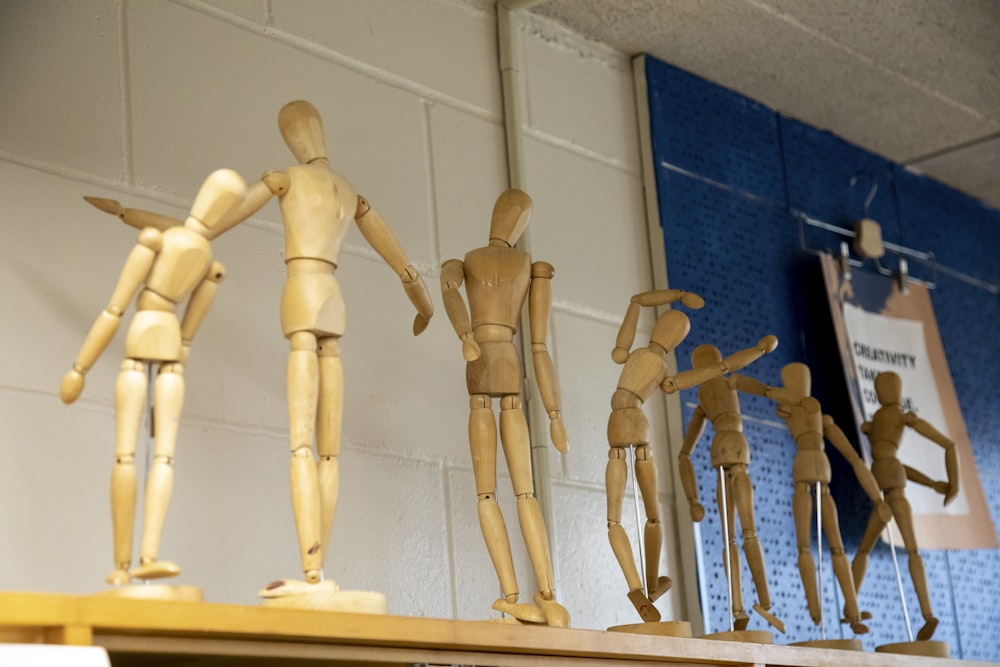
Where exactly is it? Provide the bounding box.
[606,290,777,624]
[751,362,891,637]
[853,371,958,643]
[440,189,569,627]
[60,169,246,594]
[678,344,785,634]
[88,101,434,610]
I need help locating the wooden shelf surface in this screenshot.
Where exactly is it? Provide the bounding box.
[0,591,993,666]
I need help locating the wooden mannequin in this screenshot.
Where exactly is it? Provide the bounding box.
[440,189,569,628]
[750,362,890,636]
[852,371,958,642]
[89,101,434,609]
[606,290,777,623]
[60,169,246,592]
[678,344,785,634]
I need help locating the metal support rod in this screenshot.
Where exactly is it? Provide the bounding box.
[815,481,825,640]
[718,466,735,632]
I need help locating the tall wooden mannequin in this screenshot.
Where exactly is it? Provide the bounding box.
[752,363,890,636]
[606,290,777,623]
[678,344,785,634]
[87,101,434,609]
[60,169,246,594]
[853,371,958,642]
[440,189,569,627]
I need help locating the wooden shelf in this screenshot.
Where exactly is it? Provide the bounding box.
[0,592,991,666]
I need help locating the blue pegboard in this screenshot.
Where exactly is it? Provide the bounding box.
[644,54,1000,658]
[646,58,786,204]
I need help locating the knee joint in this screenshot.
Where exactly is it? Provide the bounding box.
[116,455,135,465]
[292,446,313,460]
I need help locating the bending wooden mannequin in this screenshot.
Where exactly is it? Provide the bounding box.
[607,290,777,622]
[89,101,434,607]
[852,371,958,641]
[752,362,890,635]
[440,189,569,627]
[678,344,784,633]
[61,169,246,588]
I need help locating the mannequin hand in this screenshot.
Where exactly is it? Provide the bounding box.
[680,292,705,310]
[550,416,568,454]
[758,335,778,354]
[611,346,629,364]
[875,500,892,523]
[60,369,85,404]
[942,482,958,506]
[689,501,705,522]
[402,272,434,335]
[179,343,191,365]
[460,332,481,361]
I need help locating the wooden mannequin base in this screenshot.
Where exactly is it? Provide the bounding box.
[95,584,203,602]
[608,620,692,637]
[790,638,863,651]
[701,629,773,644]
[876,639,950,658]
[258,579,387,614]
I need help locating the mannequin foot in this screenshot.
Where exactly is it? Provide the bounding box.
[258,578,337,598]
[492,597,546,624]
[627,589,661,622]
[917,615,939,641]
[105,568,131,586]
[840,614,871,634]
[733,610,750,631]
[753,603,785,634]
[131,560,180,580]
[533,592,571,628]
[648,575,672,602]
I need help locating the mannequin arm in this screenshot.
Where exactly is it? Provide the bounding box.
[440,259,479,361]
[678,405,707,520]
[355,195,433,335]
[529,262,567,454]
[824,415,888,509]
[207,175,284,240]
[631,288,705,310]
[177,262,225,364]
[612,301,641,364]
[904,413,959,504]
[660,337,777,394]
[60,228,162,403]
[84,196,181,231]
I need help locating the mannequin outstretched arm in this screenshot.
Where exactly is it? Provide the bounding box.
[355,195,434,335]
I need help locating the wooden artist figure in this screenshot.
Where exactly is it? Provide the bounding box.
[440,188,569,627]
[607,290,777,623]
[678,344,785,633]
[60,169,246,589]
[752,362,890,634]
[852,370,958,641]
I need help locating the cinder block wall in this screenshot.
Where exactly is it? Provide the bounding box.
[0,0,683,630]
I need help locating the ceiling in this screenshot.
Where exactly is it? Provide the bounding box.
[517,0,1000,211]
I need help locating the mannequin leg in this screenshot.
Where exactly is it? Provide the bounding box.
[132,363,183,579]
[108,359,146,585]
[732,465,783,631]
[851,504,888,596]
[316,336,343,565]
[792,481,819,623]
[606,446,642,592]
[888,490,937,639]
[819,486,867,633]
[718,469,746,627]
[288,331,322,582]
[501,395,568,627]
[635,444,670,600]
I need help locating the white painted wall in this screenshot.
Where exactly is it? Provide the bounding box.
[0,0,683,630]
